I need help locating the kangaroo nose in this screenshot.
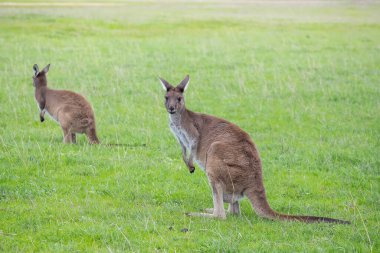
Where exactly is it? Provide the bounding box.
[169,106,174,111]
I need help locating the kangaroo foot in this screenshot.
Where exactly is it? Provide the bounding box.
[186,212,226,220]
[203,208,214,214]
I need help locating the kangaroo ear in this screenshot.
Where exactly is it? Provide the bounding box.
[42,64,50,74]
[33,64,39,76]
[159,77,173,91]
[177,75,189,92]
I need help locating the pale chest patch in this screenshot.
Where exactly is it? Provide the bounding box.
[169,120,191,150]
[169,115,204,170]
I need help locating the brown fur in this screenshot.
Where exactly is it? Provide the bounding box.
[33,64,99,144]
[159,75,349,224]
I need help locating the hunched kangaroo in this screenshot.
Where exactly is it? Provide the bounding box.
[159,75,349,224]
[33,64,99,144]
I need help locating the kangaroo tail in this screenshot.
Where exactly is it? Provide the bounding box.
[245,189,350,224]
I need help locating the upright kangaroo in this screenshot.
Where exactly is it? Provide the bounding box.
[159,75,349,224]
[33,64,99,144]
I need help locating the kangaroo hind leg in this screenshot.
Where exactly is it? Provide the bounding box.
[86,127,100,144]
[62,127,73,144]
[186,142,228,219]
[228,202,240,215]
[71,133,77,144]
[186,182,226,219]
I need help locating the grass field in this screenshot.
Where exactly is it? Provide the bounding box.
[0,1,379,252]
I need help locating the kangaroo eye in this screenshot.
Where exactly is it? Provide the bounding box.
[177,97,182,102]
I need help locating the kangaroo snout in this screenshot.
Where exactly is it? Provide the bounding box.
[168,106,176,114]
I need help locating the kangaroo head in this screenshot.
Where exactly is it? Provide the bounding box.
[159,75,190,114]
[32,64,50,87]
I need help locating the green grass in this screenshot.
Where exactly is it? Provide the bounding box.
[0,1,379,252]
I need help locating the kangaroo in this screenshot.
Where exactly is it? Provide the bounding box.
[159,75,349,224]
[33,64,99,144]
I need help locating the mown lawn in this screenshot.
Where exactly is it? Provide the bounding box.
[0,1,379,252]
